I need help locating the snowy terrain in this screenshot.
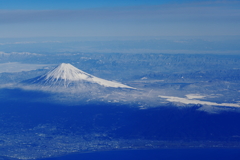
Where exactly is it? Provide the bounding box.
[22,63,134,89]
[0,53,240,111]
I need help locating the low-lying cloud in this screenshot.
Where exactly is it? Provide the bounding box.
[0,62,50,73]
[159,95,240,108]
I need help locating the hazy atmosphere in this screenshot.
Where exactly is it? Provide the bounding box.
[1,0,240,37]
[1,0,240,54]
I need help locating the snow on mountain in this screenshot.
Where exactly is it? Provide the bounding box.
[24,63,134,89]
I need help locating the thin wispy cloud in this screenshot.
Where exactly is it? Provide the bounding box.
[159,95,240,108]
[0,1,239,37]
[0,2,239,24]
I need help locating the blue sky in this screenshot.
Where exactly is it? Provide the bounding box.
[0,0,201,10]
[0,0,240,38]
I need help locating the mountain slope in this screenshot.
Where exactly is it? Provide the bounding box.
[23,63,134,89]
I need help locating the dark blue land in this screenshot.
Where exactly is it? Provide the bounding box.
[41,148,240,160]
[1,88,240,141]
[1,88,240,159]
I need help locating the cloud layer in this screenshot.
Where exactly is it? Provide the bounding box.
[159,95,240,108]
[0,2,239,37]
[1,3,239,23]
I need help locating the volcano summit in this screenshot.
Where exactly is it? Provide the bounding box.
[22,63,134,91]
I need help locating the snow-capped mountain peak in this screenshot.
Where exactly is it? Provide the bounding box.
[27,63,134,89]
[45,63,93,81]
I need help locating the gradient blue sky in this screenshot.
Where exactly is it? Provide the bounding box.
[0,0,240,38]
[0,0,206,10]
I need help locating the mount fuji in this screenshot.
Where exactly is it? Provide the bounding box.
[22,63,134,91]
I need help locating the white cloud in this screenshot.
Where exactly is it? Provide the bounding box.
[158,95,240,108]
[185,94,206,99]
[0,62,50,73]
[197,105,237,114]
